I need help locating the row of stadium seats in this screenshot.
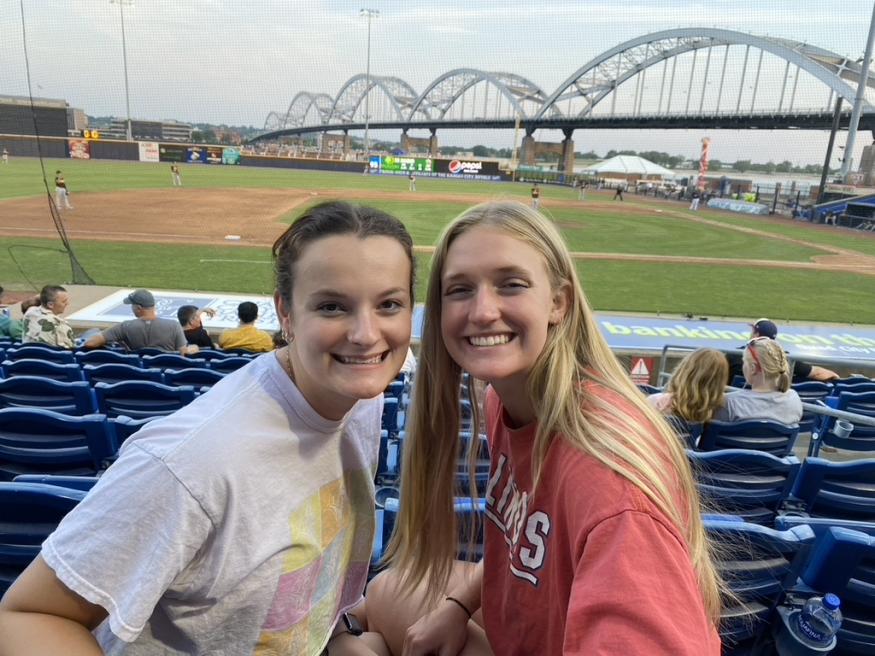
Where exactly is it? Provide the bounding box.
[0,344,256,369]
[1,360,237,387]
[0,377,198,417]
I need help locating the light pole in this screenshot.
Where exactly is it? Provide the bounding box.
[841,2,875,182]
[111,0,134,141]
[360,8,379,162]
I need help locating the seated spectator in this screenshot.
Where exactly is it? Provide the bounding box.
[0,285,24,340]
[715,336,803,425]
[22,285,75,348]
[84,289,190,353]
[647,348,727,423]
[177,305,215,349]
[218,302,273,352]
[726,318,838,383]
[20,296,40,314]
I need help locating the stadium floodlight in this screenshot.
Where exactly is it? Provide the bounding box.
[360,8,379,161]
[111,0,135,141]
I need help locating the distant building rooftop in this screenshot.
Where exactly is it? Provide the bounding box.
[0,94,69,109]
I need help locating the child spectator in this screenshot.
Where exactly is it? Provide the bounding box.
[715,337,803,425]
[648,348,727,423]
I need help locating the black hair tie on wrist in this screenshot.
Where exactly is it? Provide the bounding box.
[445,596,473,619]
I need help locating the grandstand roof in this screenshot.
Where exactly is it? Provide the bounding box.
[583,155,675,177]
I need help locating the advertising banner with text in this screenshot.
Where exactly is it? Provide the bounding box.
[158,144,188,162]
[138,141,160,162]
[596,314,875,361]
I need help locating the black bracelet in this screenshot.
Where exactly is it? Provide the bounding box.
[445,596,473,619]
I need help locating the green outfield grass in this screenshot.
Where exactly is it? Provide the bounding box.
[1,235,871,322]
[0,157,558,201]
[1,157,873,323]
[681,210,875,258]
[355,200,825,261]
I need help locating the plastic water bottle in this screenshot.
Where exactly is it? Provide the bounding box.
[795,593,842,647]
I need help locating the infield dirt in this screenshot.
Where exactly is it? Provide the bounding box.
[2,187,875,275]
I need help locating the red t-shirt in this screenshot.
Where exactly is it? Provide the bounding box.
[481,384,720,655]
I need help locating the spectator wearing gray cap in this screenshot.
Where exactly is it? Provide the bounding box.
[725,317,838,384]
[84,289,190,353]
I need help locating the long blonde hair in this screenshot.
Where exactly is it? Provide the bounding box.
[667,348,728,423]
[384,201,723,625]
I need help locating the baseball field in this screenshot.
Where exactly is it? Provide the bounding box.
[1,157,874,324]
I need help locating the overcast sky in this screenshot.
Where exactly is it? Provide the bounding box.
[2,0,873,165]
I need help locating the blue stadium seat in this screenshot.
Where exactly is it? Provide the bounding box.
[0,376,98,415]
[774,515,875,539]
[0,482,86,596]
[187,349,234,361]
[832,376,875,387]
[75,350,142,367]
[94,381,196,419]
[4,345,75,364]
[637,384,662,395]
[108,415,157,446]
[135,347,167,356]
[789,457,875,522]
[381,397,402,438]
[164,368,225,388]
[797,527,875,655]
[704,518,815,651]
[832,382,875,395]
[791,381,833,434]
[208,356,251,374]
[82,363,164,386]
[142,353,205,370]
[1,358,84,383]
[698,420,799,456]
[0,408,115,480]
[809,391,875,457]
[688,449,800,525]
[665,415,703,449]
[12,474,99,491]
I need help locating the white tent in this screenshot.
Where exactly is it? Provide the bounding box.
[582,155,675,177]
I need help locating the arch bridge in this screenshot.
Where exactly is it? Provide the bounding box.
[255,28,875,169]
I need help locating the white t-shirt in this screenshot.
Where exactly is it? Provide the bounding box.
[714,388,802,425]
[42,353,382,655]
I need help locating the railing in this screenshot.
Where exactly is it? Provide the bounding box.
[655,344,875,387]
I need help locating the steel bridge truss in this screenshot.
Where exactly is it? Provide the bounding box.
[263,28,875,132]
[536,28,874,120]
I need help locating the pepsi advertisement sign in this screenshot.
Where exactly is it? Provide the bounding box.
[434,158,502,179]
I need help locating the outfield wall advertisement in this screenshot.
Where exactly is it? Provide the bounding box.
[596,314,875,361]
[158,144,188,162]
[374,156,503,180]
[138,141,160,162]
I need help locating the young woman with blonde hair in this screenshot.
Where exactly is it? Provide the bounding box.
[714,336,802,425]
[648,348,728,423]
[362,200,722,655]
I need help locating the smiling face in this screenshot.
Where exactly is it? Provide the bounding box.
[440,226,568,405]
[276,234,412,420]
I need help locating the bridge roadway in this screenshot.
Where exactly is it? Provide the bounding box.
[250,110,875,143]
